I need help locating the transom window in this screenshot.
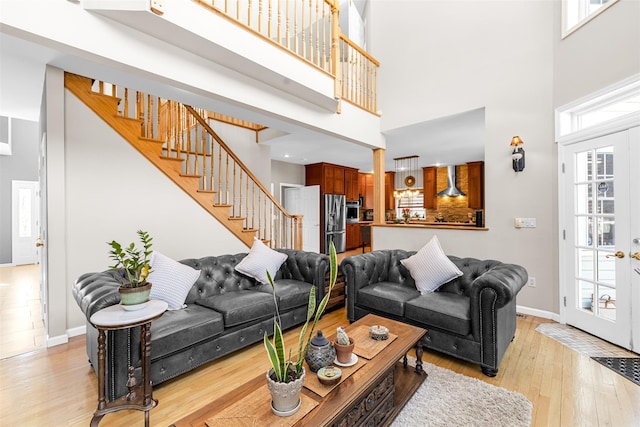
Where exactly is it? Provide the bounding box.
[562,0,619,38]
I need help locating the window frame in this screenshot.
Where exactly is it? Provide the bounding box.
[561,0,620,39]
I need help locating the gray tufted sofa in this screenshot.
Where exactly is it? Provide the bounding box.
[73,249,328,400]
[340,249,527,376]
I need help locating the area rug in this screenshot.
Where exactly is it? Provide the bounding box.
[591,357,640,386]
[535,322,633,358]
[391,362,532,427]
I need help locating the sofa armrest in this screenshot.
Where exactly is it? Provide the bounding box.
[276,249,329,303]
[469,263,528,310]
[72,270,122,321]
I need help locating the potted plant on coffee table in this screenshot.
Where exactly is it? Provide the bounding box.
[107,229,153,310]
[263,241,338,416]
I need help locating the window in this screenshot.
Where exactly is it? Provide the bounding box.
[557,75,640,137]
[562,0,619,38]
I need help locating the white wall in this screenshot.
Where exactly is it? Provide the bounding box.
[57,76,249,334]
[368,0,557,313]
[270,160,306,203]
[553,0,640,107]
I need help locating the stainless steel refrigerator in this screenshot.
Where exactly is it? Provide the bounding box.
[324,194,346,254]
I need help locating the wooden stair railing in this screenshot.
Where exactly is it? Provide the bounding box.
[64,72,302,250]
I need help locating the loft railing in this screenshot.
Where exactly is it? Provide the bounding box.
[194,0,379,114]
[91,80,302,249]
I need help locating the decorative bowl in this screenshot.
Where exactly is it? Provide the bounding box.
[369,325,389,341]
[317,366,342,386]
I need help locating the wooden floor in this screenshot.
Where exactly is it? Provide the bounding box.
[0,264,45,359]
[1,252,638,426]
[1,306,639,426]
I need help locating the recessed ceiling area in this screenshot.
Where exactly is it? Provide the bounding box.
[265,107,485,173]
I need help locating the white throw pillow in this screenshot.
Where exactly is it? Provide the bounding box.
[234,238,288,284]
[148,251,201,310]
[400,235,463,294]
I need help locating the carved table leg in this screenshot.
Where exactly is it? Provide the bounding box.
[403,354,408,368]
[141,322,154,427]
[90,328,107,427]
[414,341,425,376]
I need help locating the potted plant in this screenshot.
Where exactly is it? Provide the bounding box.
[107,230,153,309]
[334,326,354,364]
[263,241,338,416]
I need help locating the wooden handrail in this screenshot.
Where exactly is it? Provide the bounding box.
[185,105,290,216]
[338,34,380,66]
[76,75,302,249]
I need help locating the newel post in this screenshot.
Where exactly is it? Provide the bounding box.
[293,214,303,250]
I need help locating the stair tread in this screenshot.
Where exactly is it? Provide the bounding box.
[159,155,184,162]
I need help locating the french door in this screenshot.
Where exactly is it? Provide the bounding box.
[561,127,639,352]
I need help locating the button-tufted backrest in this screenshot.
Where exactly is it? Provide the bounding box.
[438,256,503,297]
[181,254,257,304]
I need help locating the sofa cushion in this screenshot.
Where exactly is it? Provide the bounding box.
[404,293,471,336]
[150,305,224,359]
[256,279,314,311]
[148,251,201,310]
[234,238,288,285]
[400,235,463,294]
[357,281,420,317]
[196,291,276,327]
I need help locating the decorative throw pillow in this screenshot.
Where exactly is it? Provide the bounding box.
[148,251,201,310]
[234,238,288,284]
[400,235,463,294]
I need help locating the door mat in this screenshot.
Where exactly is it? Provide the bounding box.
[591,357,640,386]
[535,323,633,357]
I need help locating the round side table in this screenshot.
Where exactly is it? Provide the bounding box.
[89,299,168,427]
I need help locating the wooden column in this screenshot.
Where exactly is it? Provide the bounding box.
[373,148,386,225]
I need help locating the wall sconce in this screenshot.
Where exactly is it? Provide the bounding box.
[510,136,525,172]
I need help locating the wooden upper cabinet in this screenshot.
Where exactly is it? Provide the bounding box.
[423,167,437,209]
[345,168,359,201]
[305,162,352,196]
[364,174,374,209]
[358,173,366,200]
[467,161,485,209]
[384,172,396,210]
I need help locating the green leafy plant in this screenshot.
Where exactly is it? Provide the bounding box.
[107,230,153,288]
[263,241,339,383]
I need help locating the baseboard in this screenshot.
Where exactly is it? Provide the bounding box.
[68,325,86,338]
[516,305,561,322]
[47,334,69,348]
[0,263,16,268]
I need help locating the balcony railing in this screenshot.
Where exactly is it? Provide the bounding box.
[194,0,378,114]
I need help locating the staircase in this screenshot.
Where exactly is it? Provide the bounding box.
[64,72,302,249]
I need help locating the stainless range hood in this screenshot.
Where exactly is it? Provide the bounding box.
[437,165,465,197]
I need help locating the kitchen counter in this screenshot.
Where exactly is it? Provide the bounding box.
[359,221,487,230]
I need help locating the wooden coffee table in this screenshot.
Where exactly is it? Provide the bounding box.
[171,314,427,427]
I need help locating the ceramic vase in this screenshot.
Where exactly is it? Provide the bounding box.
[334,338,355,364]
[305,330,336,372]
[266,367,305,416]
[118,283,152,309]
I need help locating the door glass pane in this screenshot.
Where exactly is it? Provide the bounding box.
[18,188,32,238]
[577,248,594,280]
[597,284,616,321]
[575,184,592,214]
[597,217,615,247]
[578,280,594,313]
[576,216,593,247]
[597,251,615,285]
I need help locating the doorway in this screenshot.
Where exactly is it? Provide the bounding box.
[560,126,640,352]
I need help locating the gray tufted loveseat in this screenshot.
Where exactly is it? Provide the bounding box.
[340,250,527,376]
[73,249,328,400]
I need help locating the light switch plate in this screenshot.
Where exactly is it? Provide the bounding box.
[515,218,536,228]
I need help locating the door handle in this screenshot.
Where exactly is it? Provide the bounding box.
[35,238,44,248]
[631,252,640,261]
[605,251,625,259]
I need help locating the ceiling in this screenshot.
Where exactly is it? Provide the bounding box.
[0,33,485,173]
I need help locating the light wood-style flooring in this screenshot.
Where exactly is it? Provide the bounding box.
[0,264,45,359]
[1,252,639,426]
[1,306,639,426]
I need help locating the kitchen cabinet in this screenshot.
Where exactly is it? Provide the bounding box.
[346,223,361,250]
[305,162,357,197]
[359,172,394,211]
[345,168,359,201]
[423,167,437,209]
[467,161,484,209]
[384,172,395,210]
